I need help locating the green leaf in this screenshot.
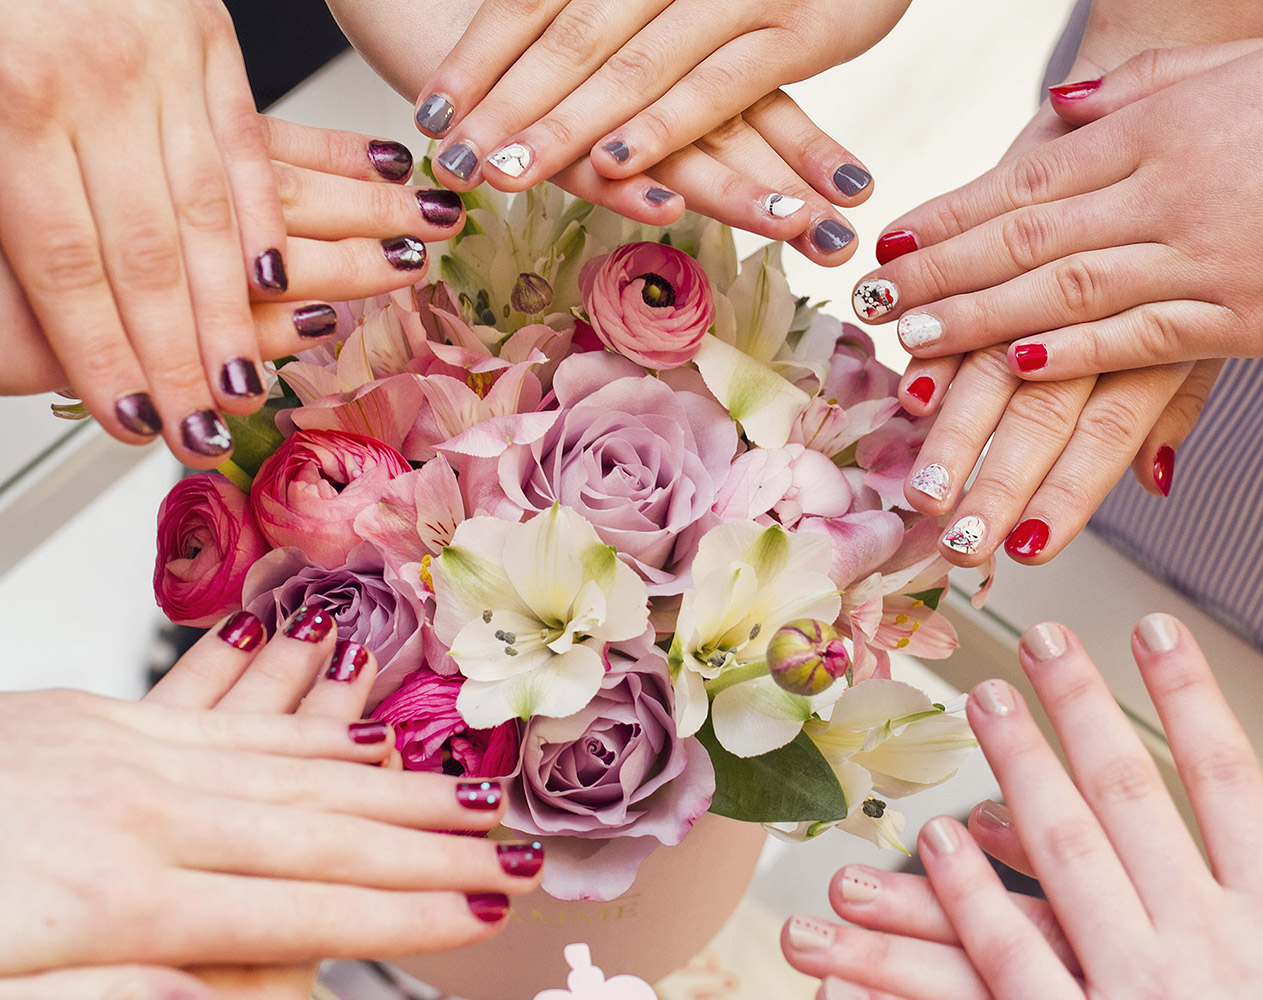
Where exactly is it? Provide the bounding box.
[698,716,848,824]
[907,587,945,611]
[222,401,288,480]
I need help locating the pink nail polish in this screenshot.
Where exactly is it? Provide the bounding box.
[327,640,369,682]
[1048,78,1102,101]
[1153,445,1175,497]
[217,611,265,651]
[283,605,334,643]
[349,721,390,745]
[457,780,503,810]
[497,841,544,878]
[1013,343,1048,372]
[467,892,510,923]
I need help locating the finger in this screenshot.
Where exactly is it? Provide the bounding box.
[0,247,66,394]
[898,355,962,416]
[277,234,433,301]
[260,116,415,183]
[253,300,342,360]
[1129,358,1221,496]
[297,640,378,720]
[192,965,316,1000]
[145,612,270,709]
[0,966,220,1000]
[548,156,686,225]
[966,800,1036,878]
[214,606,337,713]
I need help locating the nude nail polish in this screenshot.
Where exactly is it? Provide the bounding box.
[812,219,856,254]
[942,514,986,554]
[416,94,455,134]
[898,313,943,348]
[367,139,414,181]
[786,915,834,952]
[219,357,263,398]
[763,193,805,218]
[217,611,265,651]
[973,680,1015,716]
[497,841,544,878]
[457,780,503,810]
[327,639,369,681]
[876,229,918,265]
[1137,612,1179,653]
[921,816,959,855]
[974,799,1012,831]
[467,893,511,923]
[905,375,935,405]
[415,189,464,228]
[603,140,630,163]
[283,605,334,643]
[436,143,477,181]
[114,391,161,437]
[180,410,232,457]
[381,236,428,271]
[1023,622,1066,661]
[1005,517,1050,559]
[292,304,338,339]
[254,248,287,292]
[349,720,390,745]
[837,867,880,903]
[832,163,872,197]
[1013,343,1048,372]
[853,278,897,319]
[910,463,950,501]
[1153,445,1175,497]
[487,142,532,178]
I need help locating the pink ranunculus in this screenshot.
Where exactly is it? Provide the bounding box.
[154,473,268,627]
[579,241,714,369]
[249,429,411,568]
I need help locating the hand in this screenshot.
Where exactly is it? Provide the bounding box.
[782,614,1263,998]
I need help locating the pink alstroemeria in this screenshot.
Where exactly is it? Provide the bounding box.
[353,455,466,575]
[712,444,852,529]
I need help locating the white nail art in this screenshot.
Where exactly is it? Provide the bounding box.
[487,142,531,178]
[853,279,898,319]
[898,312,944,348]
[942,515,986,554]
[763,192,805,218]
[910,463,950,501]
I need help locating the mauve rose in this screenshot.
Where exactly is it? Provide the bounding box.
[154,473,268,627]
[249,429,411,568]
[579,241,713,369]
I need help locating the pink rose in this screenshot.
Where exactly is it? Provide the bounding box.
[579,241,713,369]
[154,473,268,627]
[249,429,411,567]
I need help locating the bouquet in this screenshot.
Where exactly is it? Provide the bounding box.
[153,181,976,902]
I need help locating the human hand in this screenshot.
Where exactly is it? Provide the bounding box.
[782,613,1263,998]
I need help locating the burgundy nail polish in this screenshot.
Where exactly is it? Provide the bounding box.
[1005,518,1050,559]
[254,248,288,292]
[368,139,414,181]
[292,304,338,339]
[382,236,428,271]
[1153,445,1175,497]
[283,605,335,643]
[219,356,264,398]
[905,375,935,405]
[180,410,232,457]
[218,611,265,651]
[1013,343,1048,373]
[415,189,464,228]
[496,841,544,878]
[457,780,503,810]
[349,720,390,745]
[327,639,369,682]
[1048,78,1102,101]
[875,229,918,265]
[115,391,161,436]
[467,893,510,923]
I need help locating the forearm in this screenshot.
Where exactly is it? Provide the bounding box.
[1081,0,1263,67]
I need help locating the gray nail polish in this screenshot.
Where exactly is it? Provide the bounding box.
[181,410,232,457]
[603,140,630,163]
[292,304,338,339]
[644,187,677,205]
[832,164,873,197]
[382,236,428,271]
[812,219,855,254]
[436,143,477,181]
[416,94,455,134]
[115,391,161,437]
[367,139,414,181]
[219,357,264,398]
[254,248,287,292]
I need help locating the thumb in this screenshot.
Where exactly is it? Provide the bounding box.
[1130,359,1223,497]
[0,965,221,1000]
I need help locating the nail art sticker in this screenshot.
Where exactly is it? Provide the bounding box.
[942,515,986,554]
[898,313,943,348]
[763,192,805,218]
[853,279,897,319]
[487,142,531,178]
[910,463,950,501]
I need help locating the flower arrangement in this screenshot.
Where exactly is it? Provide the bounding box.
[153,182,975,901]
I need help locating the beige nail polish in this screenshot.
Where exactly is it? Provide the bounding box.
[974,799,1012,831]
[1137,612,1178,653]
[838,868,881,903]
[1023,622,1066,661]
[786,914,835,952]
[921,816,959,856]
[972,679,1015,716]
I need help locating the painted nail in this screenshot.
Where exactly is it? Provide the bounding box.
[942,514,986,554]
[467,893,511,923]
[496,841,544,878]
[853,278,897,319]
[1137,612,1179,654]
[219,357,263,398]
[603,139,630,163]
[415,188,464,228]
[973,679,1015,716]
[837,867,880,903]
[1005,517,1050,559]
[786,915,834,952]
[415,94,455,134]
[876,229,918,265]
[1048,78,1102,101]
[898,313,943,348]
[812,219,856,254]
[457,779,503,810]
[974,799,1012,831]
[217,611,265,651]
[921,816,959,856]
[644,186,677,205]
[382,236,428,271]
[114,391,161,437]
[822,978,868,1000]
[292,304,338,339]
[1023,622,1066,661]
[436,143,477,181]
[283,605,335,643]
[327,639,369,681]
[832,163,872,197]
[254,248,287,292]
[1013,343,1048,372]
[905,375,935,405]
[1153,445,1175,497]
[486,142,531,178]
[763,193,805,218]
[910,463,950,501]
[180,410,232,457]
[349,720,390,745]
[367,139,414,181]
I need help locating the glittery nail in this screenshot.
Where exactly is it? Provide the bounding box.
[416,94,455,134]
[457,780,503,810]
[853,278,898,319]
[942,514,986,554]
[327,639,370,681]
[898,313,943,348]
[283,605,334,643]
[496,841,544,878]
[910,463,950,501]
[436,143,477,181]
[217,611,265,651]
[467,893,510,923]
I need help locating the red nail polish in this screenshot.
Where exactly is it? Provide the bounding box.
[327,640,369,682]
[875,229,918,265]
[905,376,935,405]
[1005,518,1050,559]
[1013,343,1048,373]
[349,721,390,745]
[1048,78,1102,101]
[467,892,510,923]
[218,611,265,651]
[1153,445,1175,497]
[283,605,335,643]
[496,842,544,878]
[457,780,503,810]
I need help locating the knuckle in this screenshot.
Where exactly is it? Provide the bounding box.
[1130,306,1184,361]
[1006,152,1055,206]
[115,221,183,293]
[1076,397,1144,451]
[911,249,955,302]
[35,227,107,297]
[149,353,208,397]
[532,113,578,150]
[1000,208,1056,270]
[1051,258,1100,316]
[178,172,235,233]
[1086,756,1158,807]
[539,6,605,66]
[0,59,59,131]
[1038,817,1102,868]
[1185,744,1259,792]
[1006,383,1083,440]
[698,113,748,151]
[1127,48,1167,93]
[606,44,660,100]
[272,162,303,212]
[497,0,548,16]
[930,194,972,240]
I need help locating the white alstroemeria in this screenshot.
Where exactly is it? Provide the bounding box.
[765,760,908,853]
[670,521,841,755]
[431,505,650,727]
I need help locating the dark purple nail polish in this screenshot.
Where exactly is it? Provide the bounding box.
[812,219,856,254]
[457,780,503,810]
[283,604,335,643]
[115,391,161,436]
[349,721,390,745]
[603,140,630,163]
[382,236,428,271]
[416,94,455,134]
[219,356,263,398]
[644,187,676,205]
[292,304,338,339]
[368,139,414,181]
[180,410,232,457]
[327,639,370,682]
[254,249,288,292]
[497,842,544,878]
[415,189,464,228]
[436,143,477,181]
[832,163,873,197]
[467,893,510,923]
[218,611,266,651]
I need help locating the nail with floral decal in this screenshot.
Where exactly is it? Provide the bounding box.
[762,192,805,218]
[181,410,232,457]
[457,779,503,810]
[853,278,897,319]
[486,142,532,179]
[910,463,950,501]
[898,313,943,349]
[382,236,427,271]
[326,639,370,682]
[218,611,265,652]
[283,605,334,643]
[942,514,986,554]
[496,841,544,878]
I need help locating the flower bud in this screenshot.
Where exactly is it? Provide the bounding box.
[767,618,849,696]
[511,272,553,314]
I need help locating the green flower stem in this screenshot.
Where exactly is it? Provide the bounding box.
[704,661,769,698]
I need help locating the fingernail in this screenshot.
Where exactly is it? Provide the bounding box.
[822,978,868,1000]
[254,248,287,292]
[367,139,414,181]
[180,410,232,457]
[973,679,1015,716]
[786,915,834,952]
[812,218,856,254]
[837,867,880,903]
[1048,78,1102,101]
[1005,517,1050,559]
[832,163,872,197]
[219,357,264,398]
[327,639,369,681]
[496,841,544,878]
[1137,611,1179,654]
[415,93,455,134]
[1023,622,1066,661]
[349,720,390,745]
[1013,343,1048,372]
[1153,445,1175,497]
[603,139,630,163]
[467,892,511,923]
[876,229,918,265]
[486,142,531,178]
[114,391,161,437]
[921,816,959,856]
[910,462,950,501]
[218,611,265,651]
[853,278,897,319]
[974,799,1012,832]
[283,604,334,643]
[292,304,339,339]
[905,375,935,405]
[644,186,677,205]
[457,779,503,810]
[382,236,428,271]
[763,192,805,218]
[898,313,943,348]
[436,142,477,181]
[942,514,986,554]
[415,188,464,228]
